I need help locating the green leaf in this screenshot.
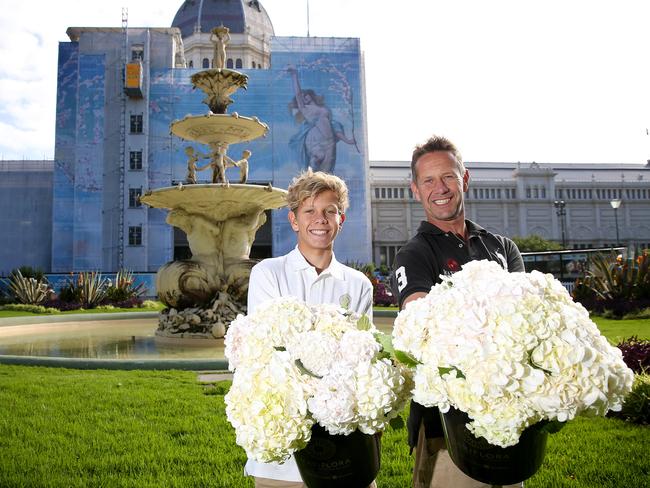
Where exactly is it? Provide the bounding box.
[438,366,465,379]
[274,346,286,351]
[394,350,420,368]
[389,415,406,430]
[295,359,322,379]
[374,332,394,354]
[528,351,553,376]
[357,315,371,331]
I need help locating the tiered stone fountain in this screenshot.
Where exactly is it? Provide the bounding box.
[141,26,287,342]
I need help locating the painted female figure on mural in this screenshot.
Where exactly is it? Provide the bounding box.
[287,65,356,172]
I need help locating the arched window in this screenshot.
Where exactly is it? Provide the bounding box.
[236,58,243,68]
[202,58,210,69]
[188,60,193,68]
[227,58,234,68]
[252,61,256,68]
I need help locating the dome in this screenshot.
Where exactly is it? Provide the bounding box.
[171,0,274,39]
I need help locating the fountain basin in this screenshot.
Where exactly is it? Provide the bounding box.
[0,313,396,370]
[170,113,268,145]
[0,314,227,370]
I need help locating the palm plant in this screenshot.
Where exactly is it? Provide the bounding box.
[77,271,109,308]
[6,269,51,305]
[105,269,146,303]
[573,250,650,315]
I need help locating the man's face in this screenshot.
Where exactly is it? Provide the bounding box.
[411,151,469,229]
[289,190,344,253]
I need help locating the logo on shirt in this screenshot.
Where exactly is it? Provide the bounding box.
[445,258,460,272]
[395,266,407,292]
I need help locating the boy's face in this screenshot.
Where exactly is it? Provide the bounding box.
[288,190,345,253]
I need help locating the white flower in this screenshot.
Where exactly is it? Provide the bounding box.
[393,260,635,447]
[225,351,313,463]
[225,298,411,462]
[338,329,381,366]
[287,330,338,377]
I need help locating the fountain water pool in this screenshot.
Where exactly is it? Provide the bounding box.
[0,314,395,369]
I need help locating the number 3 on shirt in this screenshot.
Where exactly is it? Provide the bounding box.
[395,266,407,293]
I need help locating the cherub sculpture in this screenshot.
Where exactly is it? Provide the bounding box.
[184,146,208,184]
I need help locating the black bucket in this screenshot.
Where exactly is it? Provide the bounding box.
[440,407,547,485]
[294,424,380,488]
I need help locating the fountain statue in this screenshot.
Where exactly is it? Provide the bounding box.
[141,26,287,341]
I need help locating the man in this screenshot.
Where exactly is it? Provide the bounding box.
[245,169,374,488]
[391,135,524,488]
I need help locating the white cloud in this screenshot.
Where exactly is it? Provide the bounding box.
[1,0,650,163]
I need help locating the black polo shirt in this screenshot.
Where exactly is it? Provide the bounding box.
[392,219,524,309]
[390,219,524,445]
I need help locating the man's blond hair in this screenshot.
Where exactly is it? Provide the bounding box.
[286,169,349,213]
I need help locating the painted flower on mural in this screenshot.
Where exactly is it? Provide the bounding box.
[224,297,412,463]
[392,260,634,448]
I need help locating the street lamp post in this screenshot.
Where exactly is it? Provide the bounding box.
[554,200,567,248]
[610,198,622,246]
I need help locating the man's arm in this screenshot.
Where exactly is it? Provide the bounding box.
[401,291,427,310]
[503,237,525,272]
[391,243,437,309]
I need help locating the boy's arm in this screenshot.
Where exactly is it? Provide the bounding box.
[247,263,280,314]
[359,278,373,321]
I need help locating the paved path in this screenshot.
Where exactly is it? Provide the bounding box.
[197,371,233,382]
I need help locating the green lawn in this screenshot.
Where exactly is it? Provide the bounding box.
[0,302,165,318]
[0,365,647,487]
[591,316,649,341]
[0,312,646,485]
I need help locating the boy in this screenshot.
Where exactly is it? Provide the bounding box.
[245,169,374,488]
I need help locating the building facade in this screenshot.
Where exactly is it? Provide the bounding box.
[2,0,650,276]
[0,161,53,275]
[370,160,650,266]
[50,0,372,273]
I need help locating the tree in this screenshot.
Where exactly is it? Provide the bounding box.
[512,235,563,252]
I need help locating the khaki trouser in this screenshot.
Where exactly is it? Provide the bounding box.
[413,424,523,488]
[254,477,377,488]
[254,478,304,488]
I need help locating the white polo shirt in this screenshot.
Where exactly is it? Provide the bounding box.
[244,246,374,481]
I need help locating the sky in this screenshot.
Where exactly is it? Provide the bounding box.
[1,0,650,164]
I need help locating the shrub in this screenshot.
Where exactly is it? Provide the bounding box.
[609,373,650,425]
[6,270,52,306]
[105,269,147,303]
[622,307,650,320]
[512,234,563,251]
[141,300,163,309]
[42,298,83,311]
[14,266,46,282]
[573,251,650,317]
[374,281,396,307]
[108,297,144,309]
[0,304,61,314]
[58,271,109,309]
[617,336,650,374]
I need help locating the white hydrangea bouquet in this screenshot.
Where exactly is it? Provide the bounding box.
[392,260,634,448]
[224,296,412,463]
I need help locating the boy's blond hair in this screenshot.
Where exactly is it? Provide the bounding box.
[286,169,349,213]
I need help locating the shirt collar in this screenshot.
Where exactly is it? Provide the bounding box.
[417,219,488,238]
[288,246,346,280]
